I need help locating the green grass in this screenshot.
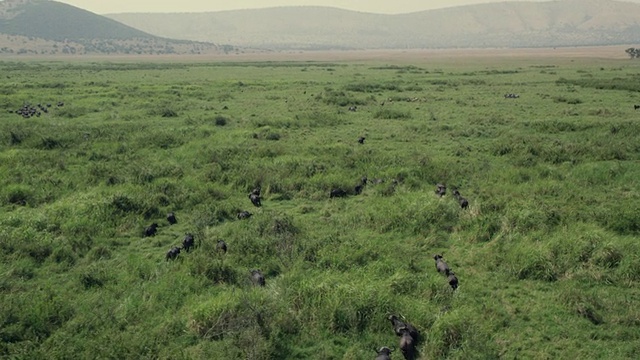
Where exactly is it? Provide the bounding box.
[1,58,640,359]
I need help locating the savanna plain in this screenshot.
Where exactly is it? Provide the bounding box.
[1,50,640,359]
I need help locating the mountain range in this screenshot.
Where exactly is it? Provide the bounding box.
[107,0,640,50]
[1,0,640,55]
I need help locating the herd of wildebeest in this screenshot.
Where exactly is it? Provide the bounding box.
[9,101,65,119]
[141,161,468,358]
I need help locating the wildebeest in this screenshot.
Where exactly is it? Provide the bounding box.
[237,210,252,220]
[375,346,394,360]
[330,188,348,198]
[388,315,419,341]
[166,246,181,261]
[354,176,368,195]
[452,187,469,209]
[348,105,357,112]
[448,271,459,290]
[216,240,228,254]
[182,233,195,252]
[167,212,177,225]
[435,183,446,197]
[635,105,640,110]
[398,327,416,360]
[249,193,262,207]
[504,93,519,99]
[434,254,451,275]
[144,223,158,237]
[250,269,265,286]
[251,186,261,196]
[358,136,365,144]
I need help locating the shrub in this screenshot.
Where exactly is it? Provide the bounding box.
[4,185,33,206]
[215,115,228,126]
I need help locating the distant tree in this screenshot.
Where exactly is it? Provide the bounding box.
[625,47,640,59]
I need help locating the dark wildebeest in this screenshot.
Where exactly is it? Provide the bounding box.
[182,234,195,252]
[388,315,419,341]
[251,186,261,196]
[237,210,252,220]
[448,271,459,290]
[358,136,365,144]
[398,327,416,360]
[250,269,265,286]
[435,183,446,197]
[635,105,640,110]
[216,240,227,254]
[375,346,395,360]
[434,254,451,275]
[354,176,368,195]
[144,223,158,237]
[452,187,469,209]
[458,196,469,209]
[348,105,357,112]
[330,188,348,198]
[249,193,262,207]
[166,246,181,261]
[167,212,177,225]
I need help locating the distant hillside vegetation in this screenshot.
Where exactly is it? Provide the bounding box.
[0,0,153,41]
[107,0,640,50]
[0,0,227,55]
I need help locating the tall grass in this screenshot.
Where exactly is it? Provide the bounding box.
[0,59,639,359]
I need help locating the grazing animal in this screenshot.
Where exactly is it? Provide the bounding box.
[635,105,640,110]
[216,240,228,254]
[375,346,394,360]
[250,269,265,286]
[167,212,177,225]
[448,271,459,290]
[237,210,252,220]
[330,188,348,198]
[458,196,469,209]
[434,254,451,275]
[182,234,195,252]
[388,315,419,341]
[166,246,181,261]
[435,183,446,197]
[348,105,357,112]
[398,327,416,360]
[144,223,158,237]
[249,193,262,207]
[354,176,368,195]
[358,136,365,144]
[251,186,261,196]
[452,187,469,209]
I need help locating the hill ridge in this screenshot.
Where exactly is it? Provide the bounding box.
[105,0,640,49]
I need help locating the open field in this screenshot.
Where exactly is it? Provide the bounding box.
[1,52,640,359]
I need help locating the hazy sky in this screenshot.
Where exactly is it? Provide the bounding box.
[49,0,558,14]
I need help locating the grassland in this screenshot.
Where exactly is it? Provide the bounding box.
[1,55,640,359]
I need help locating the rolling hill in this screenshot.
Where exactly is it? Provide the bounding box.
[106,0,640,50]
[0,0,224,55]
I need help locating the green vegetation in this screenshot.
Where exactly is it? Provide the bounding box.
[1,58,639,359]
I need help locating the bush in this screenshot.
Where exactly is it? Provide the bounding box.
[215,115,228,126]
[4,185,33,206]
